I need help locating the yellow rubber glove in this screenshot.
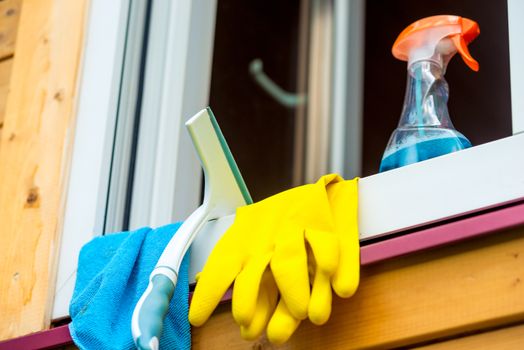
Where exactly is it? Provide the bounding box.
[189,175,359,343]
[189,175,336,326]
[266,177,360,344]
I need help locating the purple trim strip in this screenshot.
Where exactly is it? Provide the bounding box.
[361,201,524,265]
[0,325,72,350]
[2,202,524,349]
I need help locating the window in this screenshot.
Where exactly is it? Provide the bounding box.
[53,0,524,319]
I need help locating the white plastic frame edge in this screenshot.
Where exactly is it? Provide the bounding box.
[52,0,131,319]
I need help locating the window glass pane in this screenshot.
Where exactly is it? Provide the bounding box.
[208,0,305,201]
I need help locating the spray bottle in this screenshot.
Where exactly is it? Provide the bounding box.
[379,15,480,172]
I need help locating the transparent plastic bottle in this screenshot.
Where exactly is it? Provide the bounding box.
[379,60,472,172]
[379,15,479,172]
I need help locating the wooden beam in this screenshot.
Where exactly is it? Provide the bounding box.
[415,324,524,349]
[192,228,524,349]
[0,0,22,60]
[0,0,21,143]
[0,58,13,139]
[0,0,88,340]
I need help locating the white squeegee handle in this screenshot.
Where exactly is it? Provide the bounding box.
[131,205,208,350]
[131,108,251,349]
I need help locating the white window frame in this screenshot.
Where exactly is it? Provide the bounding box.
[128,0,216,229]
[54,0,524,319]
[508,0,524,134]
[330,0,365,179]
[53,0,216,319]
[52,0,131,319]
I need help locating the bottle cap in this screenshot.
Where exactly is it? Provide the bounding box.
[392,15,480,71]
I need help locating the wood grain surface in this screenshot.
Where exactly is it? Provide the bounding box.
[415,323,524,349]
[0,0,88,340]
[0,0,21,59]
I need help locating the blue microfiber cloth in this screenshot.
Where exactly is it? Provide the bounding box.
[69,223,191,350]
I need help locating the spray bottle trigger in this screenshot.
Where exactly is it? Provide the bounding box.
[451,35,479,71]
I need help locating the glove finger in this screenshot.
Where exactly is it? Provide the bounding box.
[270,224,309,320]
[305,229,338,325]
[305,229,339,276]
[267,299,301,345]
[327,179,360,298]
[332,228,359,298]
[189,228,244,326]
[239,270,278,340]
[232,252,272,326]
[308,268,332,325]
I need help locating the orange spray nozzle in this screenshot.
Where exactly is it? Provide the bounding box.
[392,15,480,71]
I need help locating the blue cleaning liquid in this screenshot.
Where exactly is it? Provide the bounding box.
[379,136,471,172]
